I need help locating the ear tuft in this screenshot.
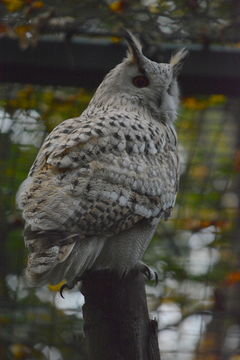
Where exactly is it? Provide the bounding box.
[170,48,188,76]
[123,29,143,63]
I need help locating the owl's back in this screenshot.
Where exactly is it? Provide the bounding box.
[17,109,178,286]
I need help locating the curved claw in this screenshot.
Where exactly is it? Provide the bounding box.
[138,262,159,286]
[60,284,68,299]
[59,277,82,298]
[153,271,159,286]
[145,267,158,285]
[59,282,74,298]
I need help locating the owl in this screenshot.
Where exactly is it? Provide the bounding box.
[17,31,187,289]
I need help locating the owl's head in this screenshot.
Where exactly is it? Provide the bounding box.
[91,30,188,122]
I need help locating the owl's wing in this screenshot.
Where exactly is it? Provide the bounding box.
[19,113,178,232]
[28,116,101,175]
[18,114,178,286]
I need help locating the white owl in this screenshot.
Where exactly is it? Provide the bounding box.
[17,31,187,290]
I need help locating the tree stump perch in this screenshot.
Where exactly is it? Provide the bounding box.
[81,269,160,360]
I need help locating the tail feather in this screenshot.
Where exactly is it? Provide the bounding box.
[50,237,105,286]
[23,226,105,287]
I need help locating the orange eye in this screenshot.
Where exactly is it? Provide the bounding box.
[132,75,149,88]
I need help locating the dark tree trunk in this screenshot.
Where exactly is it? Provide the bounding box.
[81,269,160,360]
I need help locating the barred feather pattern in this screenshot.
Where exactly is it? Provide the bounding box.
[17,32,184,287]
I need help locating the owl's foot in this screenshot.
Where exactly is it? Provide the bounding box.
[60,283,72,299]
[137,262,158,285]
[60,277,82,298]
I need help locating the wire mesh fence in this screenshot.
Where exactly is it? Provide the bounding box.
[0,84,239,360]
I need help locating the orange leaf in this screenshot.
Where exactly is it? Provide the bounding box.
[225,271,240,285]
[0,23,8,34]
[235,149,240,172]
[109,0,128,13]
[31,0,44,9]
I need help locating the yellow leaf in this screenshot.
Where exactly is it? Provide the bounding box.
[10,343,31,359]
[148,5,160,14]
[3,0,25,12]
[15,25,33,38]
[230,355,240,360]
[190,164,209,179]
[208,94,226,105]
[198,208,218,221]
[183,97,208,110]
[109,0,126,13]
[111,36,122,44]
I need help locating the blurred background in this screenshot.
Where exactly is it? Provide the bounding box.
[0,1,240,359]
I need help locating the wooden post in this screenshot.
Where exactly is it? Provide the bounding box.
[81,269,160,360]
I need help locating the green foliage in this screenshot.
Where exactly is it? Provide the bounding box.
[5,86,92,132]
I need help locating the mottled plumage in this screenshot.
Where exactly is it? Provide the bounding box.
[17,31,187,287]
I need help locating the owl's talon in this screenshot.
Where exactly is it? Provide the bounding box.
[138,262,159,285]
[59,277,82,298]
[60,284,68,299]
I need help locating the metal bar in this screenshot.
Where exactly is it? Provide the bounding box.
[0,37,239,95]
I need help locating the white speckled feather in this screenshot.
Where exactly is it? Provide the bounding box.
[17,31,187,287]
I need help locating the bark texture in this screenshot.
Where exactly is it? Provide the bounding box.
[81,269,160,360]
